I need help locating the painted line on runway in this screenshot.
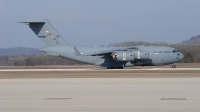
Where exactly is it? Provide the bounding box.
[44,98,73,100]
[151,68,200,70]
[161,98,186,100]
[0,69,89,72]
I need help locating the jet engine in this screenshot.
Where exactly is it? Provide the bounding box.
[112,51,134,61]
[112,51,149,61]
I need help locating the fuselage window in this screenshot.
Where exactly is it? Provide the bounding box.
[173,49,180,53]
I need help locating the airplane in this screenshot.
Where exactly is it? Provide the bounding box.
[19,19,184,69]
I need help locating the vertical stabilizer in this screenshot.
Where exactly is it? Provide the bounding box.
[19,19,69,46]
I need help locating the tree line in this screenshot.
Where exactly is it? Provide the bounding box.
[0,55,83,66]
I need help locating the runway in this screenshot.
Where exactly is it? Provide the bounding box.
[0,67,200,112]
[1,78,200,112]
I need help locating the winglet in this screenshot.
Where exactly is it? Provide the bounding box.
[73,46,82,56]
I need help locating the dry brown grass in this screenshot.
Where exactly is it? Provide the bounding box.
[0,70,200,79]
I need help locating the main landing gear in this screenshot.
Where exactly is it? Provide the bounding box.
[107,67,124,69]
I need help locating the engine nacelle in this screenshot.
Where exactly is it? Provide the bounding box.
[134,51,149,59]
[112,51,134,61]
[112,51,149,61]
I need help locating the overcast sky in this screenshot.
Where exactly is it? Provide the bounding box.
[1,0,200,48]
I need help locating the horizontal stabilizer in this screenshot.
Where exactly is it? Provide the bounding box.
[18,19,46,24]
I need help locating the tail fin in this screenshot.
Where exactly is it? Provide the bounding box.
[19,19,69,47]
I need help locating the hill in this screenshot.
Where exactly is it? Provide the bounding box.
[0,47,43,56]
[182,35,200,44]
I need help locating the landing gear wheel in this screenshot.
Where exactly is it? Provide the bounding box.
[107,67,124,69]
[172,65,176,68]
[107,67,115,69]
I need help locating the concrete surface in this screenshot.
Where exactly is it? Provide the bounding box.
[1,78,200,112]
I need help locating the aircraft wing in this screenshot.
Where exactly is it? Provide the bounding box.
[86,47,138,56]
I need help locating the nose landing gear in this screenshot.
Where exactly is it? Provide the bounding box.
[172,64,176,68]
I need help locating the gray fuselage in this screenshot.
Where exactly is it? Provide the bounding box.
[39,45,184,67]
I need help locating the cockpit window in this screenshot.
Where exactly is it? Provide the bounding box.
[172,49,180,53]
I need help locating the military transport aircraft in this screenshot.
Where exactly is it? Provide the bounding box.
[20,19,184,69]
